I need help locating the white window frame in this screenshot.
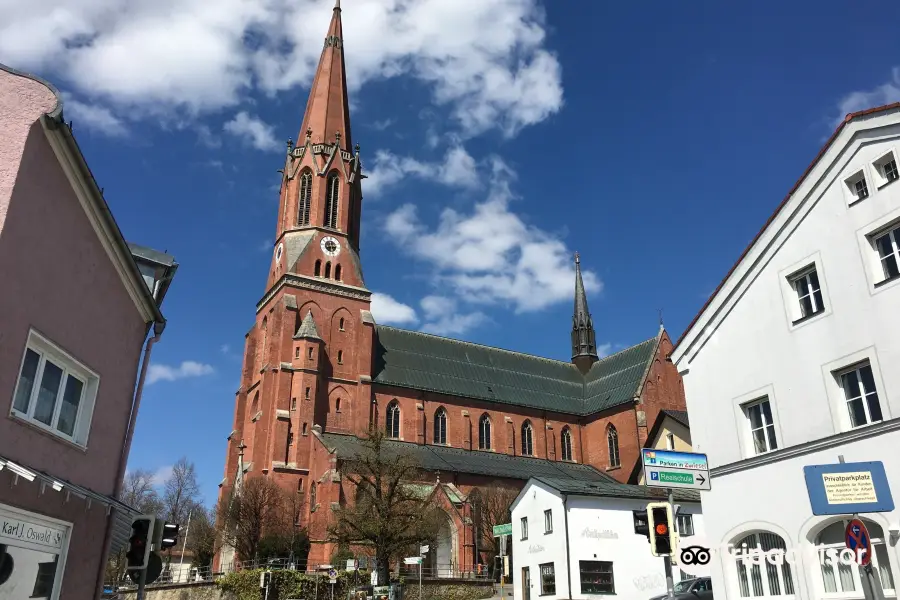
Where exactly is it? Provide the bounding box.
[857,210,900,295]
[0,502,72,600]
[836,362,883,429]
[871,148,899,189]
[544,509,553,534]
[732,385,784,460]
[521,516,529,541]
[742,397,779,456]
[842,168,871,206]
[666,432,675,450]
[777,253,831,330]
[10,329,99,448]
[821,349,891,433]
[731,532,795,599]
[676,513,694,537]
[814,519,896,598]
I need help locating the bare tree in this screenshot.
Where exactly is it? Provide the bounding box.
[328,429,444,585]
[186,506,218,569]
[470,483,519,564]
[163,457,201,525]
[216,476,288,561]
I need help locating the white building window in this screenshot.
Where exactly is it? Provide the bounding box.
[676,514,694,537]
[520,517,528,541]
[540,563,556,595]
[733,532,795,598]
[838,362,882,428]
[788,267,825,321]
[872,225,900,285]
[544,509,553,534]
[10,330,99,447]
[666,432,675,450]
[872,150,899,188]
[815,520,894,596]
[844,170,870,204]
[743,398,778,455]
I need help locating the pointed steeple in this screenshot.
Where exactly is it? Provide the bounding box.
[294,310,322,340]
[571,252,599,373]
[298,0,352,148]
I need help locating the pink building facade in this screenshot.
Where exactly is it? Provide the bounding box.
[0,64,177,599]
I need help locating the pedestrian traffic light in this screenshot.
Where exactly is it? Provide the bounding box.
[633,509,649,539]
[159,522,180,551]
[647,502,676,557]
[126,516,155,570]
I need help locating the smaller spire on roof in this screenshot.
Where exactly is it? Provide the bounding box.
[294,310,323,340]
[334,0,341,9]
[572,252,599,373]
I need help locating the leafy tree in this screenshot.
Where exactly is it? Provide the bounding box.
[328,429,445,585]
[186,505,218,570]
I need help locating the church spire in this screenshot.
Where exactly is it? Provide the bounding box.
[571,252,599,373]
[298,0,352,148]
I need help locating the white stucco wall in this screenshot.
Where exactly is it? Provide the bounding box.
[672,109,900,600]
[512,480,705,600]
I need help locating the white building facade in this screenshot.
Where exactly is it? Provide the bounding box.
[511,477,704,600]
[672,105,900,600]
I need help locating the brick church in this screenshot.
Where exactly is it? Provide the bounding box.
[217,0,687,572]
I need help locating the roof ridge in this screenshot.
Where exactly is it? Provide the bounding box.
[378,325,658,371]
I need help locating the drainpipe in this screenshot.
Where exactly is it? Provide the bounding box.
[563,494,573,599]
[94,320,166,598]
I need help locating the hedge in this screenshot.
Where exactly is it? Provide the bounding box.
[218,569,403,600]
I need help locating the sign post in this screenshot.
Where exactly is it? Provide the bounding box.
[493,523,512,598]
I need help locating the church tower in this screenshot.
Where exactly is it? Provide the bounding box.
[218,0,374,534]
[571,252,599,373]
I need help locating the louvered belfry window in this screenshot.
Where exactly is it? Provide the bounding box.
[324,171,339,229]
[298,170,312,225]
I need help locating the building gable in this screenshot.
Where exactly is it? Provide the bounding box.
[673,104,900,368]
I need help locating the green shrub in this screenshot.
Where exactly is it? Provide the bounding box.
[217,568,406,600]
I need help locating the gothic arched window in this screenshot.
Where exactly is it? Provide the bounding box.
[561,427,573,461]
[607,425,620,467]
[298,169,312,225]
[521,420,534,456]
[310,482,317,509]
[335,264,342,281]
[314,260,321,276]
[324,261,332,279]
[335,398,341,412]
[434,407,447,445]
[386,401,400,438]
[339,317,345,331]
[479,414,492,450]
[324,171,340,229]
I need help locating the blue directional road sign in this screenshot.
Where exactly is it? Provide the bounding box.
[845,518,872,566]
[803,461,894,516]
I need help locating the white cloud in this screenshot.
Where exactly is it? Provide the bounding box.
[150,465,174,486]
[597,343,613,358]
[0,0,562,137]
[365,145,478,197]
[220,344,231,354]
[370,292,418,325]
[147,361,215,384]
[224,111,281,151]
[384,155,601,313]
[419,295,487,336]
[834,68,900,125]
[65,98,128,137]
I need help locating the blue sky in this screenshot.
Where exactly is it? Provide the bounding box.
[3,0,900,507]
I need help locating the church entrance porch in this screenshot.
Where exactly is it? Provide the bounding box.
[424,511,458,578]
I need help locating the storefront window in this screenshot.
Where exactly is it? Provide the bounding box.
[0,504,70,600]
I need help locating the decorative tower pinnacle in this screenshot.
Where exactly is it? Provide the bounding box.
[571,252,599,373]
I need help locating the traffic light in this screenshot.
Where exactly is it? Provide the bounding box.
[126,516,155,570]
[159,522,180,551]
[633,509,649,539]
[647,502,676,557]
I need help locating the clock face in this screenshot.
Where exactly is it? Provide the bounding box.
[320,236,341,257]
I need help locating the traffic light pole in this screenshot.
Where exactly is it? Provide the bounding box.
[664,488,675,600]
[136,565,148,600]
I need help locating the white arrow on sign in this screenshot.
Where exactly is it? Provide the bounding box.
[420,545,429,554]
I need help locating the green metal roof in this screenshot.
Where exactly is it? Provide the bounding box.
[319,433,613,482]
[372,326,661,416]
[533,476,701,502]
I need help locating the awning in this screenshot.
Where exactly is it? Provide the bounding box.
[0,454,140,553]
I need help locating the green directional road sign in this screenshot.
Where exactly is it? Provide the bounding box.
[642,449,711,491]
[493,523,512,537]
